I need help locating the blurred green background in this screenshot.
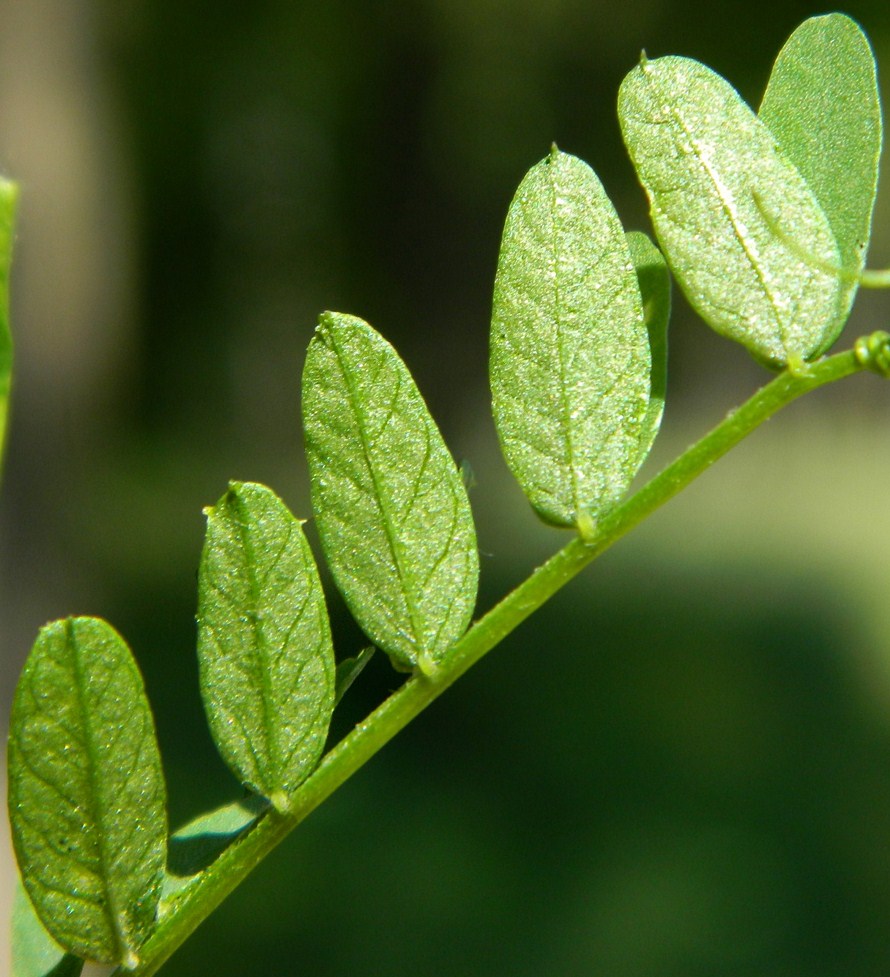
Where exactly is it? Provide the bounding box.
[2,1,890,974]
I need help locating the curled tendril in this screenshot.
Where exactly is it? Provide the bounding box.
[854,331,890,377]
[752,191,890,289]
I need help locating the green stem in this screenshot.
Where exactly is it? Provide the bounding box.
[117,339,879,977]
[860,268,890,289]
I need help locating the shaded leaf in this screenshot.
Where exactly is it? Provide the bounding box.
[334,646,376,707]
[490,149,651,527]
[626,230,670,465]
[197,481,335,808]
[303,312,479,673]
[162,796,268,903]
[759,13,882,346]
[12,881,84,977]
[0,178,17,479]
[618,54,841,366]
[8,618,167,968]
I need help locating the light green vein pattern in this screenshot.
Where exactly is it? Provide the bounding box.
[619,55,841,366]
[8,618,167,967]
[197,481,335,806]
[302,312,479,673]
[490,150,651,528]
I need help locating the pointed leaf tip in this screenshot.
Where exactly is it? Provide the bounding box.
[490,150,652,526]
[197,481,335,799]
[619,53,842,366]
[302,312,479,671]
[8,617,166,965]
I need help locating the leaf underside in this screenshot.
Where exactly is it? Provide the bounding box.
[626,230,670,467]
[197,481,335,803]
[12,881,84,977]
[759,12,882,349]
[303,312,479,672]
[490,149,651,527]
[619,55,841,366]
[8,618,167,967]
[163,796,269,902]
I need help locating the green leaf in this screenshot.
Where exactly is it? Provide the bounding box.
[490,149,651,528]
[626,230,670,465]
[7,617,167,968]
[162,796,268,903]
[12,881,84,977]
[334,646,376,706]
[0,178,17,481]
[618,54,841,367]
[197,481,335,809]
[759,13,882,346]
[302,312,479,674]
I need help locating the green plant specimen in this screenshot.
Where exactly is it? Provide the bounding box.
[6,12,890,977]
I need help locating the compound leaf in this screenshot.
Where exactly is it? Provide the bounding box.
[0,178,17,479]
[759,13,882,345]
[12,881,84,977]
[7,617,167,968]
[619,54,841,367]
[303,312,479,673]
[490,149,651,528]
[626,230,670,466]
[197,481,335,809]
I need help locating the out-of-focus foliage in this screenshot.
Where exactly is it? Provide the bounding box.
[2,1,890,975]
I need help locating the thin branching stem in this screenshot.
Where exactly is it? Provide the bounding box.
[116,337,883,977]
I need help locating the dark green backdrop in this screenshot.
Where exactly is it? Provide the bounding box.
[3,1,890,974]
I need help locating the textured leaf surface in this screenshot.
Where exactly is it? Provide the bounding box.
[12,882,84,977]
[759,13,882,344]
[197,481,335,805]
[490,150,651,527]
[626,230,670,466]
[8,618,167,967]
[0,178,17,476]
[619,55,841,366]
[303,312,479,672]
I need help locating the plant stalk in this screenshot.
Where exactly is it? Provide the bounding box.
[117,339,878,976]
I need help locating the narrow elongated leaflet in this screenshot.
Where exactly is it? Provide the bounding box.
[626,230,669,466]
[8,617,167,967]
[12,881,84,977]
[197,481,335,808]
[490,149,651,528]
[303,312,479,673]
[0,178,18,479]
[759,13,882,347]
[618,55,841,366]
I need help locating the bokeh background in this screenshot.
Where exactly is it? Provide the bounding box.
[2,1,890,974]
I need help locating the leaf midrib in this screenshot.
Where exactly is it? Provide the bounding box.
[546,159,584,522]
[644,63,791,352]
[322,324,426,661]
[67,619,130,963]
[230,492,283,792]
